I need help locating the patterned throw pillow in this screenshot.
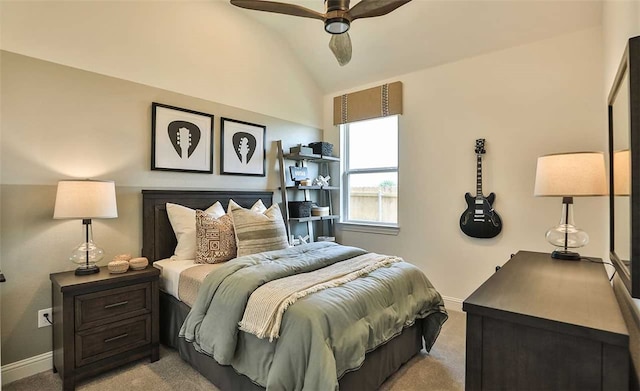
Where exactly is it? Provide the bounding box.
[195,210,237,264]
[229,202,289,257]
[166,202,225,260]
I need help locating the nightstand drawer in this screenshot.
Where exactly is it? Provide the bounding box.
[75,282,152,330]
[75,315,151,367]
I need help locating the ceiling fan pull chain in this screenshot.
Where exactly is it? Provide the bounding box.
[381,84,390,117]
[341,94,348,124]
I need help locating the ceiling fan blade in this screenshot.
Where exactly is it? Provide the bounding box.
[329,32,352,66]
[230,0,325,20]
[348,0,412,20]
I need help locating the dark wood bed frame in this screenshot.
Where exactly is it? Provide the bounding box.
[142,189,424,391]
[142,190,273,262]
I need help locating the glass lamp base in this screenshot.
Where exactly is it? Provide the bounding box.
[546,198,587,262]
[75,264,100,276]
[71,222,104,276]
[551,250,581,261]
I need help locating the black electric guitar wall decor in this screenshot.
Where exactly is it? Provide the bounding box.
[460,139,502,238]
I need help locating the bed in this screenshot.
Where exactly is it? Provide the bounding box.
[142,189,447,390]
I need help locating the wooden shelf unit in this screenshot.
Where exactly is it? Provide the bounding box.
[277,140,340,244]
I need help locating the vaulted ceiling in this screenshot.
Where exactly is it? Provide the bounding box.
[230,0,602,93]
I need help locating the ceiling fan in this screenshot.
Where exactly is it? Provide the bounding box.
[230,0,412,66]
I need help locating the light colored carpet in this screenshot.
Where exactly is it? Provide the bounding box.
[4,310,465,391]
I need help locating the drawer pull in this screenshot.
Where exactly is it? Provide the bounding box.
[104,333,129,343]
[104,301,128,309]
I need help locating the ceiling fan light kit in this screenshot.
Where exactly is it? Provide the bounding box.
[324,0,351,34]
[230,0,412,66]
[325,17,350,34]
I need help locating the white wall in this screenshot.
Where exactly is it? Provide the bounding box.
[325,27,607,302]
[0,0,323,128]
[603,0,640,93]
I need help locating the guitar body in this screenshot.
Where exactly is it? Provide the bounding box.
[459,192,502,238]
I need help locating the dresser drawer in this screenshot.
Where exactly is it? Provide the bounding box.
[75,315,151,367]
[75,282,152,330]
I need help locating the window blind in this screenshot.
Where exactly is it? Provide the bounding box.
[332,81,403,125]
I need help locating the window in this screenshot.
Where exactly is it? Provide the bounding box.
[341,115,398,227]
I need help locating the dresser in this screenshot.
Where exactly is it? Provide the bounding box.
[463,251,629,390]
[50,267,159,390]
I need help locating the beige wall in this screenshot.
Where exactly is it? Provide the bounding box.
[325,27,607,302]
[0,0,323,128]
[0,51,321,365]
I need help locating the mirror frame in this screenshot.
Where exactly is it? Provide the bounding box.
[609,36,640,298]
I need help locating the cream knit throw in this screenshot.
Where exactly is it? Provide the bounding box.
[238,253,402,341]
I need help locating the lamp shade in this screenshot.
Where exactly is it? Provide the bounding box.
[534,152,607,197]
[53,180,118,219]
[614,149,630,196]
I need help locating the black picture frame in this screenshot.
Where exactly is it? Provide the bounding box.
[151,102,214,173]
[609,36,640,298]
[220,117,266,177]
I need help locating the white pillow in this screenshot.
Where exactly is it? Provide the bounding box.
[227,199,267,214]
[166,202,225,260]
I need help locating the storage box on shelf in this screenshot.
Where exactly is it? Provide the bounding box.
[308,142,333,156]
[289,144,313,155]
[277,140,340,244]
[288,201,312,218]
[312,206,330,217]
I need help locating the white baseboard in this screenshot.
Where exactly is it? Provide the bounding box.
[442,295,463,312]
[1,351,52,386]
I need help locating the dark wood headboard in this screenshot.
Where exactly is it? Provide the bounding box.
[142,190,273,262]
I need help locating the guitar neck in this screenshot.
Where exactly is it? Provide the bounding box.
[476,155,483,198]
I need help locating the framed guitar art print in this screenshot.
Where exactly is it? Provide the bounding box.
[220,117,266,177]
[151,102,214,174]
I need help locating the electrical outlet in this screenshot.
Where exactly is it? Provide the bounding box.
[38,308,52,328]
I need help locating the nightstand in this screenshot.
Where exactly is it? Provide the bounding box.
[50,266,159,391]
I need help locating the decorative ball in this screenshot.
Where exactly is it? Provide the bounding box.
[108,260,129,274]
[112,253,133,263]
[129,257,149,270]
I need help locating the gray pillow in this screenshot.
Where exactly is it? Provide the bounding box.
[229,202,289,257]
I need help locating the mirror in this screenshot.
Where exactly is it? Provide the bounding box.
[609,36,640,297]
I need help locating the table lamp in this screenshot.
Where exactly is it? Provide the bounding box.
[614,149,630,196]
[53,180,118,275]
[534,152,607,260]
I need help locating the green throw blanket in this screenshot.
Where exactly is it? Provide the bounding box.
[179,242,448,390]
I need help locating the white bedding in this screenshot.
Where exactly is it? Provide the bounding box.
[153,258,199,300]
